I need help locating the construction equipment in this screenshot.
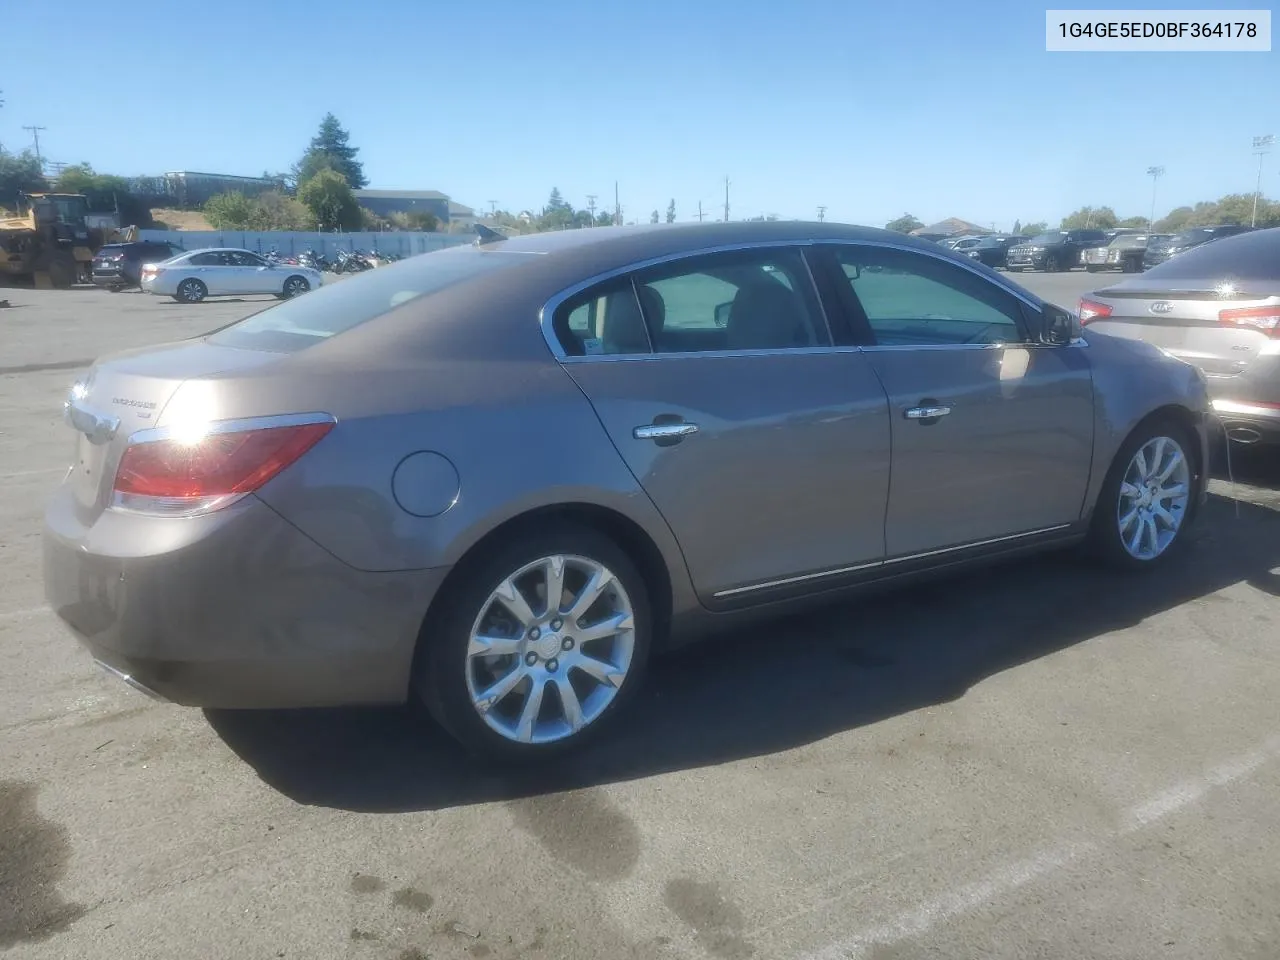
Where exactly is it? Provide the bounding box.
[0,193,136,289]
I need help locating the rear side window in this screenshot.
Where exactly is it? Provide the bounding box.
[1143,231,1280,284]
[208,246,532,353]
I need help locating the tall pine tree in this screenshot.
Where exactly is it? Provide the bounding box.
[295,113,367,190]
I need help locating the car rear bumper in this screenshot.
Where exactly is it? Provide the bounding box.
[92,271,131,287]
[42,484,447,708]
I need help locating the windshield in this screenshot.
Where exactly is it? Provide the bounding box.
[1029,232,1066,245]
[208,247,530,352]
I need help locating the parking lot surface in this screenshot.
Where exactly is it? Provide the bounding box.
[3,273,1279,960]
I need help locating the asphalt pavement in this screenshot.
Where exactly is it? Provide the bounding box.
[2,273,1279,960]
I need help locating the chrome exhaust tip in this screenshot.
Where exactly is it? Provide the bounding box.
[1225,426,1263,445]
[93,659,167,701]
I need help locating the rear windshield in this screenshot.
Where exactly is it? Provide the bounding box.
[207,246,530,353]
[1142,230,1280,284]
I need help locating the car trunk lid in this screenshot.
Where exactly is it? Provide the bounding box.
[1083,284,1280,379]
[64,340,282,522]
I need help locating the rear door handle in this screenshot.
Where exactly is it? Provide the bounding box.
[904,405,952,420]
[633,422,699,441]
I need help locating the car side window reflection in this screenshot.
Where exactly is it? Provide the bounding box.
[834,246,1026,347]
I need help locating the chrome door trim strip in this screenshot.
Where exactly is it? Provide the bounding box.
[538,237,1046,361]
[711,523,1073,599]
[713,559,884,598]
[880,523,1073,565]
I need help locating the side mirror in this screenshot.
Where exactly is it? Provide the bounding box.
[1041,303,1082,345]
[714,301,732,328]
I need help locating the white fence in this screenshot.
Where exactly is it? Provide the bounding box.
[136,229,472,260]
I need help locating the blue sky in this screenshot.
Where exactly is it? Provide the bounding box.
[2,0,1276,228]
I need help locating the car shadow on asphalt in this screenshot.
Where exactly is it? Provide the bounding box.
[206,491,1280,813]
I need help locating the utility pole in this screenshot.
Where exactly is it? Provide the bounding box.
[614,182,620,226]
[23,125,47,169]
[586,194,597,226]
[723,176,730,222]
[697,201,705,222]
[1251,135,1274,227]
[486,200,497,216]
[817,205,826,223]
[1146,166,1165,230]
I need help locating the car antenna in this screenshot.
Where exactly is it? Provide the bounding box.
[474,224,505,246]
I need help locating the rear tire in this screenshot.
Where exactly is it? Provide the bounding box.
[174,278,207,303]
[1044,254,1061,272]
[1088,417,1199,570]
[416,523,652,762]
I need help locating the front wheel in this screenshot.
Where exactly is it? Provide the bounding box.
[1043,254,1061,272]
[1088,420,1198,569]
[280,275,311,299]
[174,278,207,303]
[417,524,652,761]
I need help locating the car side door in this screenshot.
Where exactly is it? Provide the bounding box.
[813,242,1095,559]
[550,245,892,607]
[226,250,274,293]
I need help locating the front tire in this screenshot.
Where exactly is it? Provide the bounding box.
[417,524,652,761]
[1044,254,1061,272]
[279,275,311,299]
[174,278,207,303]
[1088,418,1198,569]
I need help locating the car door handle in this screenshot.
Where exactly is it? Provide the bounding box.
[633,422,699,441]
[904,405,952,420]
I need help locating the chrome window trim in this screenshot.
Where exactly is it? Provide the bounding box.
[127,410,338,446]
[712,523,1073,599]
[538,238,1045,362]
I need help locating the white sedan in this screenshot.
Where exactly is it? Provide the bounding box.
[140,248,323,303]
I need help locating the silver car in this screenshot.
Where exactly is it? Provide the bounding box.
[1081,227,1280,446]
[44,222,1211,760]
[141,247,322,303]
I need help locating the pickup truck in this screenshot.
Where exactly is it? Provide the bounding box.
[1081,233,1171,273]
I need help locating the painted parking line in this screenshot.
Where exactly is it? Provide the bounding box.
[797,734,1280,960]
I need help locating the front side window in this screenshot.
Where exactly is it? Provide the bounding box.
[833,245,1026,347]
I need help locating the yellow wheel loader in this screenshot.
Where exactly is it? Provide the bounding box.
[0,193,135,289]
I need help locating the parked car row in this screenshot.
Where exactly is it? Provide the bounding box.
[933,225,1257,274]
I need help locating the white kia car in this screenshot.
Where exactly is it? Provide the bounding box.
[141,248,323,303]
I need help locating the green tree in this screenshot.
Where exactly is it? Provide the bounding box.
[389,209,439,232]
[1060,206,1118,229]
[1011,219,1021,235]
[546,187,568,211]
[51,163,152,226]
[203,191,257,229]
[665,199,676,223]
[1154,206,1193,232]
[297,169,363,231]
[1020,221,1048,235]
[0,147,46,209]
[296,113,367,189]
[595,211,614,227]
[650,209,660,224]
[884,213,923,233]
[249,191,311,230]
[1117,215,1148,228]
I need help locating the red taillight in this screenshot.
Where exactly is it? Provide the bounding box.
[113,420,333,513]
[1078,298,1112,324]
[1218,305,1280,337]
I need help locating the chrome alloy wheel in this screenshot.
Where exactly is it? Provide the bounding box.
[465,554,636,744]
[1116,435,1190,561]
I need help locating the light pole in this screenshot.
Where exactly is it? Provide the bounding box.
[1146,166,1165,230]
[1251,135,1274,227]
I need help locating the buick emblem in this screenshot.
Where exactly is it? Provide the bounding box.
[1149,301,1173,315]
